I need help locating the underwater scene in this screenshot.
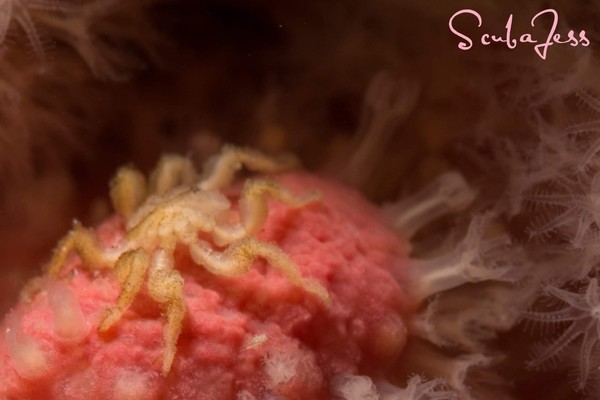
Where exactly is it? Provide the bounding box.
[0,1,597,399]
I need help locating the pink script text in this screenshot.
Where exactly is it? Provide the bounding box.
[448,9,590,60]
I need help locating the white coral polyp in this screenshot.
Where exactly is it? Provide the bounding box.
[525,277,600,390]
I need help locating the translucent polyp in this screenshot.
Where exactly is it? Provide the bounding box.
[384,171,476,238]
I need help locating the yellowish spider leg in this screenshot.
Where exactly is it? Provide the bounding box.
[46,222,112,277]
[199,145,299,191]
[110,166,147,220]
[148,154,198,196]
[239,178,321,236]
[211,179,321,246]
[98,249,150,332]
[188,237,330,306]
[146,249,185,375]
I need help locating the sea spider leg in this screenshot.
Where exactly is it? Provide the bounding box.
[46,221,114,277]
[98,248,150,332]
[188,237,330,305]
[148,154,198,196]
[110,165,147,221]
[239,178,321,236]
[211,178,321,246]
[199,145,299,191]
[146,249,185,375]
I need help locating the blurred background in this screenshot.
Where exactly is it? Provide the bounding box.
[0,1,598,398]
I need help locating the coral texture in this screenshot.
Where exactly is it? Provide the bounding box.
[0,172,409,400]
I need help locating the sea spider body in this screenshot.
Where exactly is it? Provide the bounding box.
[45,146,330,375]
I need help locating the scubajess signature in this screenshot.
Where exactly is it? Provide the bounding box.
[449,8,590,60]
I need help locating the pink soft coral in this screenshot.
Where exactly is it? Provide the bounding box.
[0,171,410,400]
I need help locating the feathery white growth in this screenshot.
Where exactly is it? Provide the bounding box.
[33,0,146,79]
[442,353,498,400]
[47,278,89,343]
[0,0,50,61]
[264,350,299,387]
[409,212,521,302]
[500,114,582,217]
[528,51,592,105]
[331,373,458,400]
[531,116,582,174]
[0,0,159,79]
[411,283,534,352]
[383,171,476,238]
[330,373,379,400]
[4,310,48,378]
[400,341,504,400]
[377,376,457,400]
[524,172,600,249]
[563,90,600,171]
[525,277,600,391]
[517,92,600,250]
[112,368,156,400]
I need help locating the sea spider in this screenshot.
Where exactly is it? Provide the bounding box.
[45,146,330,375]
